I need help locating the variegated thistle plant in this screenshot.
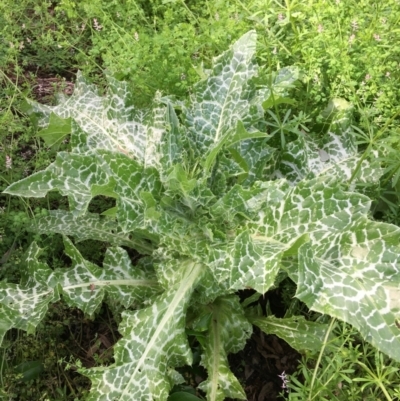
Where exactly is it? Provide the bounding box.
[2,31,400,401]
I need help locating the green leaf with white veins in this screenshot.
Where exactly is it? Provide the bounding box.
[207,230,288,294]
[205,176,373,296]
[0,243,60,339]
[59,236,160,314]
[27,73,166,167]
[37,112,71,148]
[81,261,204,401]
[0,238,160,337]
[30,210,154,254]
[98,151,162,233]
[4,152,115,215]
[230,139,276,186]
[159,101,187,175]
[197,296,252,401]
[182,30,268,172]
[295,218,400,362]
[275,99,383,186]
[249,315,335,353]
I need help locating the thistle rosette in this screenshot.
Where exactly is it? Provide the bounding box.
[2,31,400,400]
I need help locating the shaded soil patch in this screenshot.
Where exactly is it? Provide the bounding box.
[60,305,120,369]
[228,327,300,401]
[224,287,302,400]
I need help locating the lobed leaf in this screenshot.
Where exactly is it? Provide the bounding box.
[81,261,204,401]
[27,73,166,167]
[182,30,269,172]
[30,210,154,254]
[4,152,115,215]
[37,113,71,148]
[0,242,60,343]
[295,220,400,362]
[207,231,288,294]
[206,176,371,296]
[250,315,335,353]
[0,238,160,345]
[60,237,160,314]
[275,98,383,186]
[196,296,252,401]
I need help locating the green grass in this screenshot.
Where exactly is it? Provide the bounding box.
[287,320,400,400]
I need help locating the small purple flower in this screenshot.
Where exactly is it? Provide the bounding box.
[21,150,33,160]
[351,20,359,31]
[5,155,12,169]
[93,18,102,31]
[278,371,290,392]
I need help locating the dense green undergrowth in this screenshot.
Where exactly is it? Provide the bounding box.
[1,1,400,400]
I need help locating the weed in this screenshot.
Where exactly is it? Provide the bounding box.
[2,0,400,399]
